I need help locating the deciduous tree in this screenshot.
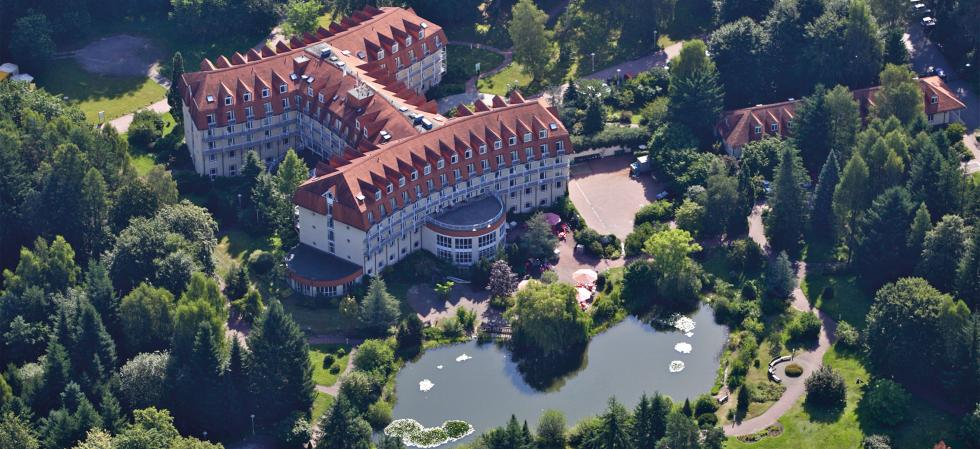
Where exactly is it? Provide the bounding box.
[507,0,553,81]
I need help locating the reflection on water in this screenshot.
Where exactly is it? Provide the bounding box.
[391,304,727,447]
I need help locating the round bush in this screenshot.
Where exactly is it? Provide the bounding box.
[862,379,911,427]
[366,401,393,430]
[787,312,821,342]
[322,354,335,368]
[805,365,846,408]
[784,363,803,377]
[329,365,341,374]
[697,412,718,428]
[336,347,346,357]
[835,321,861,350]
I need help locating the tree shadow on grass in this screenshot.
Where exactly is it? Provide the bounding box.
[802,399,845,423]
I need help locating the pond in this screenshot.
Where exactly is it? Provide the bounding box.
[390,304,727,447]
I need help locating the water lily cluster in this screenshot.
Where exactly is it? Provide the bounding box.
[384,418,475,448]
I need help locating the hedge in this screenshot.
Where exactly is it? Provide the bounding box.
[570,125,648,151]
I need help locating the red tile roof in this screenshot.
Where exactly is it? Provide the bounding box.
[294,97,573,231]
[179,6,446,149]
[716,76,967,149]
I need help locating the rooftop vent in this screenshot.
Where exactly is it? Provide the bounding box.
[329,55,339,62]
[307,76,315,83]
[342,50,352,56]
[420,118,433,130]
[355,193,366,202]
[398,105,408,113]
[380,130,391,142]
[290,73,299,80]
[420,22,428,29]
[356,51,366,59]
[301,74,309,80]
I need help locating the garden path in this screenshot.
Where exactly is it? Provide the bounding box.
[315,347,358,396]
[724,204,837,437]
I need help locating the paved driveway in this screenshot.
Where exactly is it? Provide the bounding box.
[568,155,662,240]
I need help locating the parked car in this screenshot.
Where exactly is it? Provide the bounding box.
[921,16,937,28]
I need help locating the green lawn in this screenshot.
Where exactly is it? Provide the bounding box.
[800,273,873,329]
[309,344,351,387]
[281,294,365,335]
[34,59,165,124]
[448,44,505,83]
[726,349,959,449]
[312,392,334,422]
[214,229,275,278]
[477,62,534,97]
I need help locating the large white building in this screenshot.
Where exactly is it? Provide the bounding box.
[178,6,447,177]
[289,94,573,297]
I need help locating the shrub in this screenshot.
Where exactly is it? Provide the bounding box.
[750,381,786,402]
[694,394,718,416]
[697,412,718,427]
[805,366,846,408]
[618,111,633,124]
[128,109,166,148]
[322,354,336,368]
[861,378,911,427]
[626,222,664,257]
[741,282,758,300]
[821,285,834,300]
[835,321,860,350]
[366,401,394,430]
[569,125,648,150]
[353,339,395,375]
[635,201,674,225]
[787,312,821,343]
[728,239,765,273]
[784,363,803,377]
[273,412,312,447]
[329,365,341,374]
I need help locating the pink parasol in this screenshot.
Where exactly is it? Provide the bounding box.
[543,212,562,226]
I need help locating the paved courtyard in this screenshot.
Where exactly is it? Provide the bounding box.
[567,155,662,240]
[405,283,503,328]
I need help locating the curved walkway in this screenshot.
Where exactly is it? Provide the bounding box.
[724,205,836,436]
[315,346,358,396]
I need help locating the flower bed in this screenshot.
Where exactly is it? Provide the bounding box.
[385,418,475,448]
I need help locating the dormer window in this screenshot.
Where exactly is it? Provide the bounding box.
[524,132,532,142]
[424,164,431,175]
[392,43,399,53]
[754,125,762,134]
[243,92,252,102]
[539,129,547,139]
[355,119,360,130]
[377,50,384,59]
[411,170,418,180]
[279,84,287,94]
[771,123,778,132]
[419,30,424,39]
[437,159,445,169]
[406,37,412,46]
[508,136,517,146]
[261,88,269,98]
[318,93,325,103]
[306,86,313,96]
[464,149,472,159]
[399,177,406,187]
[479,144,487,154]
[225,96,233,106]
[450,153,458,164]
[386,183,393,194]
[931,95,938,104]
[375,190,382,201]
[787,120,793,128]
[494,140,502,150]
[206,114,215,124]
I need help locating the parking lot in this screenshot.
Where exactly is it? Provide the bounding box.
[567,155,662,240]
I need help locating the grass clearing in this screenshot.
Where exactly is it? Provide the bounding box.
[281,294,364,335]
[35,59,165,124]
[309,344,351,387]
[214,229,275,278]
[312,392,335,421]
[477,62,534,96]
[801,273,872,329]
[725,349,959,449]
